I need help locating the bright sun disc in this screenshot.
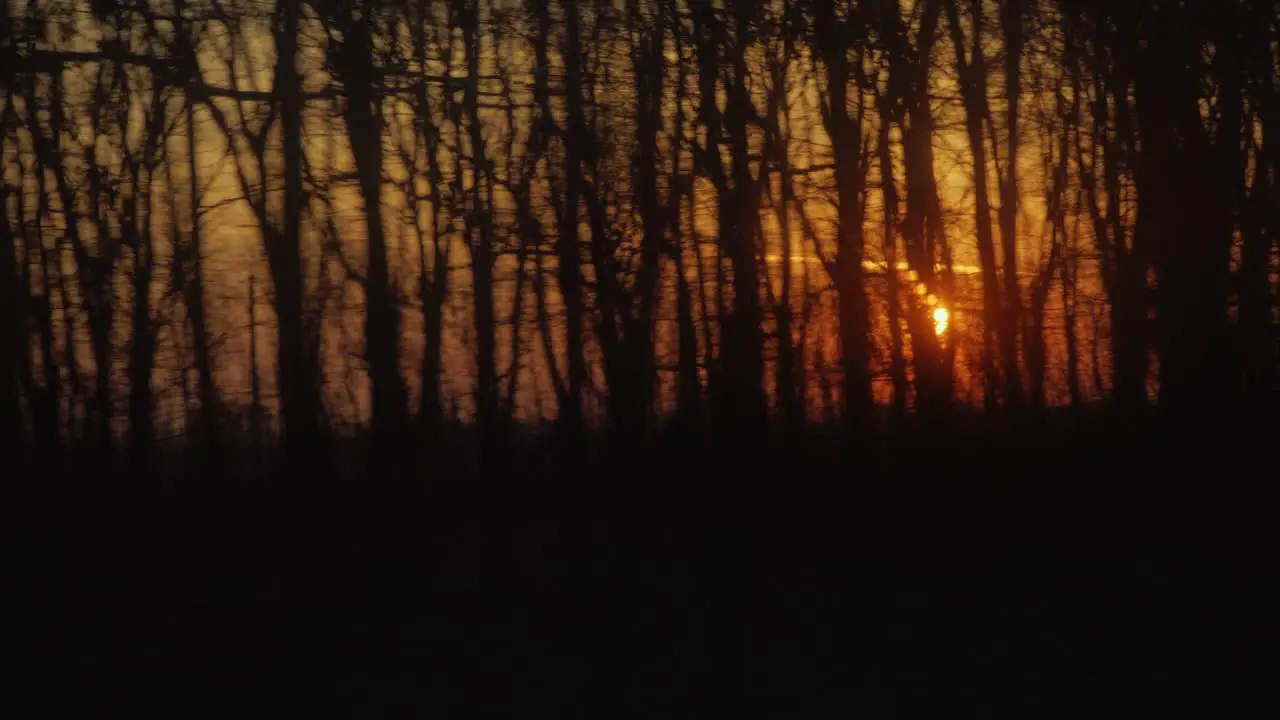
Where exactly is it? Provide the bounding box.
[932,307,950,336]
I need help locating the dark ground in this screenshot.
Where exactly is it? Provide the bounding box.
[4,409,1279,718]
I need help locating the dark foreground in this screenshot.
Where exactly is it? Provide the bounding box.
[3,409,1279,718]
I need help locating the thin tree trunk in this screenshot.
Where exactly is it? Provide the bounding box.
[1029,69,1072,410]
[1062,56,1085,411]
[538,0,586,444]
[693,1,729,428]
[999,0,1025,410]
[0,131,20,464]
[344,16,408,453]
[774,101,801,435]
[272,0,323,469]
[461,0,500,457]
[877,98,908,420]
[416,8,448,433]
[628,0,666,439]
[816,0,872,434]
[45,83,85,441]
[506,197,532,418]
[248,273,263,457]
[1069,34,1146,410]
[944,0,1002,410]
[14,148,56,461]
[884,0,949,413]
[25,85,67,457]
[175,0,219,458]
[83,90,117,456]
[127,160,155,478]
[720,3,765,434]
[25,119,61,464]
[668,20,700,423]
[0,9,17,476]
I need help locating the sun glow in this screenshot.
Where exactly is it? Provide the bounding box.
[932,306,950,336]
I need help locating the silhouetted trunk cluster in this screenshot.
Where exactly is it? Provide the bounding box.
[1,0,1278,714]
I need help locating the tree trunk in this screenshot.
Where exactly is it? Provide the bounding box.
[174,0,219,459]
[127,168,155,477]
[628,0,665,439]
[774,105,801,434]
[548,0,587,444]
[668,22,700,424]
[271,0,323,468]
[0,154,20,465]
[720,4,765,435]
[417,8,448,433]
[944,0,1002,410]
[344,17,408,453]
[886,0,949,413]
[816,0,872,434]
[999,0,1025,410]
[877,100,909,420]
[461,0,500,457]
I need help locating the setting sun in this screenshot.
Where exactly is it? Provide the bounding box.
[933,307,950,336]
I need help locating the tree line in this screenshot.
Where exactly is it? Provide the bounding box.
[2,0,1274,469]
[2,0,1279,716]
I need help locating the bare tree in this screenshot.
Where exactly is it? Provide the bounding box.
[333,1,409,451]
[998,0,1027,409]
[0,97,21,461]
[768,8,801,434]
[124,71,169,477]
[813,0,874,431]
[943,0,1004,409]
[878,0,952,412]
[1064,4,1148,411]
[173,0,221,460]
[457,0,501,455]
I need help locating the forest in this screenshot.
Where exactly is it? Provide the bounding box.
[2,0,1278,716]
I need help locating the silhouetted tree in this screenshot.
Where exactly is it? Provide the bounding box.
[813,0,874,432]
[944,0,1005,410]
[878,0,952,412]
[0,100,20,463]
[458,0,502,457]
[998,0,1027,409]
[1064,3,1149,411]
[334,0,410,455]
[1,2,1278,714]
